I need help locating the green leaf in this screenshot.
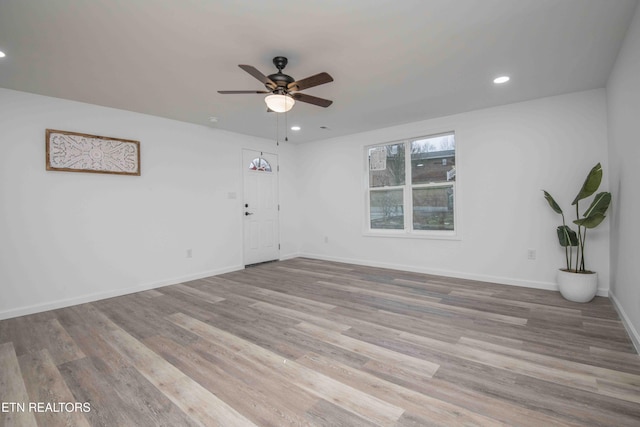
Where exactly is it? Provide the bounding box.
[572,163,602,205]
[574,214,606,229]
[557,225,578,247]
[582,192,611,218]
[543,190,563,215]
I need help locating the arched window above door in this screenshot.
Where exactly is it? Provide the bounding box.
[249,157,272,172]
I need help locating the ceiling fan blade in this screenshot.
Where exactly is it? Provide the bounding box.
[291,93,333,108]
[218,90,270,94]
[239,65,276,89]
[288,72,333,91]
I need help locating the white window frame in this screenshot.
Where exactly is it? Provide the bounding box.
[364,131,460,240]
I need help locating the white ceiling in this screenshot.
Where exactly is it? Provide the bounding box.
[0,0,637,143]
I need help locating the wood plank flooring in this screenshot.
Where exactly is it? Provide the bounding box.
[1,257,640,426]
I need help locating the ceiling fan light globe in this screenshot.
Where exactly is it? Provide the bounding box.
[265,94,295,113]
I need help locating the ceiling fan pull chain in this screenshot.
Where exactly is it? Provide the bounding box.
[276,110,280,146]
[285,110,288,142]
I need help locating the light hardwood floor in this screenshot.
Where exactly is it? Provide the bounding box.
[1,258,640,426]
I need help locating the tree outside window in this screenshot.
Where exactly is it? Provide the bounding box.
[367,133,456,234]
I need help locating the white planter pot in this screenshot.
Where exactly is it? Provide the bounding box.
[556,269,598,303]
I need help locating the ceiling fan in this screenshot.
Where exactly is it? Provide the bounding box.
[218,56,333,113]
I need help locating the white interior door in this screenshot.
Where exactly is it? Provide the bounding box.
[243,149,279,266]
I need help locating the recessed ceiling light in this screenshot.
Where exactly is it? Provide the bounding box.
[493,76,510,84]
[209,116,218,123]
[0,51,6,58]
[291,126,301,131]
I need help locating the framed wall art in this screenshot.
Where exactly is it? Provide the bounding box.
[46,129,141,176]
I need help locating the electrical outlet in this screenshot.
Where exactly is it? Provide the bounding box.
[186,249,192,258]
[527,249,536,260]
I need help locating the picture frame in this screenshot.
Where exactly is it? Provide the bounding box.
[46,129,141,176]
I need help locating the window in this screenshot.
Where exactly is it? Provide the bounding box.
[366,132,456,236]
[249,157,272,172]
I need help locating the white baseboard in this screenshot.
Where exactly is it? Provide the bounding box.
[298,252,610,297]
[279,252,301,261]
[609,292,640,354]
[0,265,244,321]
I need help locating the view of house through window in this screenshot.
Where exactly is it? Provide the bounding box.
[367,132,456,234]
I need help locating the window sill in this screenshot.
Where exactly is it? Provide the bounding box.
[362,231,461,241]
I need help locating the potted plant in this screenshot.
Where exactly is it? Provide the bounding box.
[543,163,611,303]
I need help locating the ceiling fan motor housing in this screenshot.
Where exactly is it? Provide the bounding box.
[268,57,294,92]
[267,73,294,91]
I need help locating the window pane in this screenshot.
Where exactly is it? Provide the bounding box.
[249,157,272,172]
[411,134,455,184]
[370,189,404,229]
[412,186,454,230]
[368,143,405,187]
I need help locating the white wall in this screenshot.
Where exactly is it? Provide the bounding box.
[0,88,298,319]
[297,89,611,292]
[606,3,640,349]
[0,86,616,320]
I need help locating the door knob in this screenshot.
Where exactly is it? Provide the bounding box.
[245,212,253,216]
